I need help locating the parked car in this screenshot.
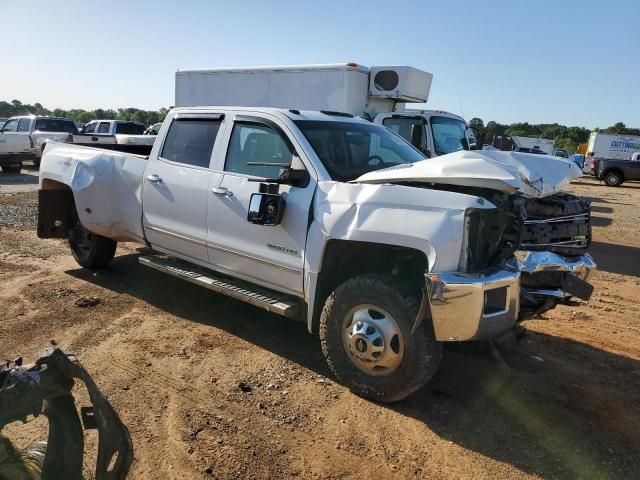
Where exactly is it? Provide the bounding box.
[38,104,595,403]
[596,152,640,186]
[82,120,156,147]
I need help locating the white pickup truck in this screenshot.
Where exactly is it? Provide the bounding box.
[81,120,156,148]
[0,115,121,171]
[38,106,595,402]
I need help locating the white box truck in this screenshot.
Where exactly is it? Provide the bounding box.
[175,63,433,118]
[583,131,640,174]
[175,63,477,158]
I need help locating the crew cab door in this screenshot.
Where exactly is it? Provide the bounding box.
[142,113,225,262]
[206,115,316,295]
[0,118,32,155]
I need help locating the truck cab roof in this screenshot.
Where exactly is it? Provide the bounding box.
[171,106,372,124]
[386,109,466,122]
[8,115,74,121]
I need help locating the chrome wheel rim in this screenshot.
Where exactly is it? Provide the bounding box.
[341,304,404,376]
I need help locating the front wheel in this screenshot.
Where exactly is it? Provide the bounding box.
[68,211,117,268]
[319,274,441,403]
[604,171,623,187]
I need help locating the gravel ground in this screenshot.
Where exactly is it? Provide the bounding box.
[0,192,38,229]
[1,177,639,480]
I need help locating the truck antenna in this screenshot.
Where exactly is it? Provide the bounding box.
[456,89,465,118]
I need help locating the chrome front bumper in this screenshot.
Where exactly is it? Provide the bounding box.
[421,252,596,342]
[424,264,521,342]
[516,251,596,300]
[516,250,596,279]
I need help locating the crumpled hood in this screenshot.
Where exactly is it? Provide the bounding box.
[354,150,582,198]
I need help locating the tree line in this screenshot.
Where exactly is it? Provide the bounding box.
[0,99,169,126]
[468,118,640,154]
[2,99,638,154]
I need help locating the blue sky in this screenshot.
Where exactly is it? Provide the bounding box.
[1,0,638,128]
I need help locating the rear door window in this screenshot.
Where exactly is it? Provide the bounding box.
[97,122,111,134]
[115,122,145,135]
[35,119,78,134]
[17,118,32,132]
[160,118,222,168]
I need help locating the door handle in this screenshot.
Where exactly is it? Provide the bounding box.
[211,187,233,197]
[146,174,163,184]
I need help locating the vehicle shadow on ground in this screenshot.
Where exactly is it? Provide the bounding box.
[580,195,633,208]
[590,241,640,277]
[67,252,640,479]
[572,180,640,190]
[0,171,38,185]
[590,215,613,227]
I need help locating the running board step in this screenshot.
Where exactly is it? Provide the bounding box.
[139,254,300,318]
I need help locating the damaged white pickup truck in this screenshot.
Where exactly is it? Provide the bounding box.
[37,107,595,402]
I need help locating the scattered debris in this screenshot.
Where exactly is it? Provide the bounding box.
[74,296,101,308]
[238,382,252,394]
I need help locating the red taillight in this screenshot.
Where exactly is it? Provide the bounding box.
[29,135,34,148]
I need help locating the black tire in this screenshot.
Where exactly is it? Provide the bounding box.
[3,162,22,174]
[319,274,441,403]
[604,171,623,187]
[68,210,117,268]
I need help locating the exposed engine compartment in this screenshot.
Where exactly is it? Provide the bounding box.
[407,182,594,321]
[522,193,592,257]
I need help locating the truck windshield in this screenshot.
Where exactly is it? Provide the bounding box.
[294,120,425,181]
[430,116,468,156]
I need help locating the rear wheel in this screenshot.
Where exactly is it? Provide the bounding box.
[68,210,117,268]
[3,162,22,174]
[319,274,441,403]
[604,171,623,187]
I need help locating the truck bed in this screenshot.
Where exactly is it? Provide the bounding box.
[72,142,153,157]
[40,142,147,242]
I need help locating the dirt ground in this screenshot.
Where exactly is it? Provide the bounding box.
[1,172,639,479]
